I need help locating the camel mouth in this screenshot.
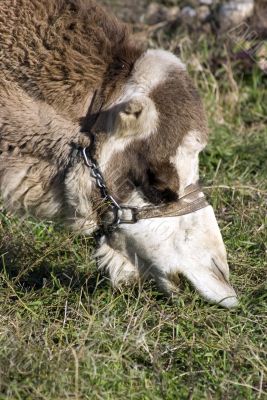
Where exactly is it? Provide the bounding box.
[217,295,238,308]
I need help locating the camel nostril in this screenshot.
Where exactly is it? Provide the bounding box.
[212,258,229,283]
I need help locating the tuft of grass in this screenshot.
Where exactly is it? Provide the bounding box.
[0,3,266,399]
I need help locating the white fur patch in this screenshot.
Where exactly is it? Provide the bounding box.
[95,238,139,287]
[171,130,207,196]
[128,49,185,92]
[117,49,185,103]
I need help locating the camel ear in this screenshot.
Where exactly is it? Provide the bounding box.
[121,99,143,119]
[115,99,145,137]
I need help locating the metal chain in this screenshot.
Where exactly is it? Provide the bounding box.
[82,148,122,226]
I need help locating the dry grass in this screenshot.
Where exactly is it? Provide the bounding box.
[0,1,266,399]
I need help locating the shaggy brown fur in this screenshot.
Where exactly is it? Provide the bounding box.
[0,0,141,117]
[0,0,141,221]
[0,0,207,228]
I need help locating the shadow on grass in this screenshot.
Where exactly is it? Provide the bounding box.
[0,232,110,294]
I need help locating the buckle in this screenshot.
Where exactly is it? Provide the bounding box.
[102,206,138,235]
[116,206,138,225]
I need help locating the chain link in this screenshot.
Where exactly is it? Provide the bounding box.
[82,147,122,226]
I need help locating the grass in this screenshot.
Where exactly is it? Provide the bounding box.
[0,5,267,400]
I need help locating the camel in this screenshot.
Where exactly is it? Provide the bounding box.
[0,0,237,307]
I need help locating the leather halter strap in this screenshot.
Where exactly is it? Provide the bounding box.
[113,184,209,225]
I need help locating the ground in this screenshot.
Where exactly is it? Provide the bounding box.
[0,1,266,399]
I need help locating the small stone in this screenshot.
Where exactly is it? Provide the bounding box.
[258,58,267,74]
[197,5,211,22]
[199,0,213,5]
[145,3,180,25]
[166,6,180,22]
[258,43,267,74]
[145,3,168,25]
[219,0,255,30]
[258,43,267,59]
[181,6,197,22]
